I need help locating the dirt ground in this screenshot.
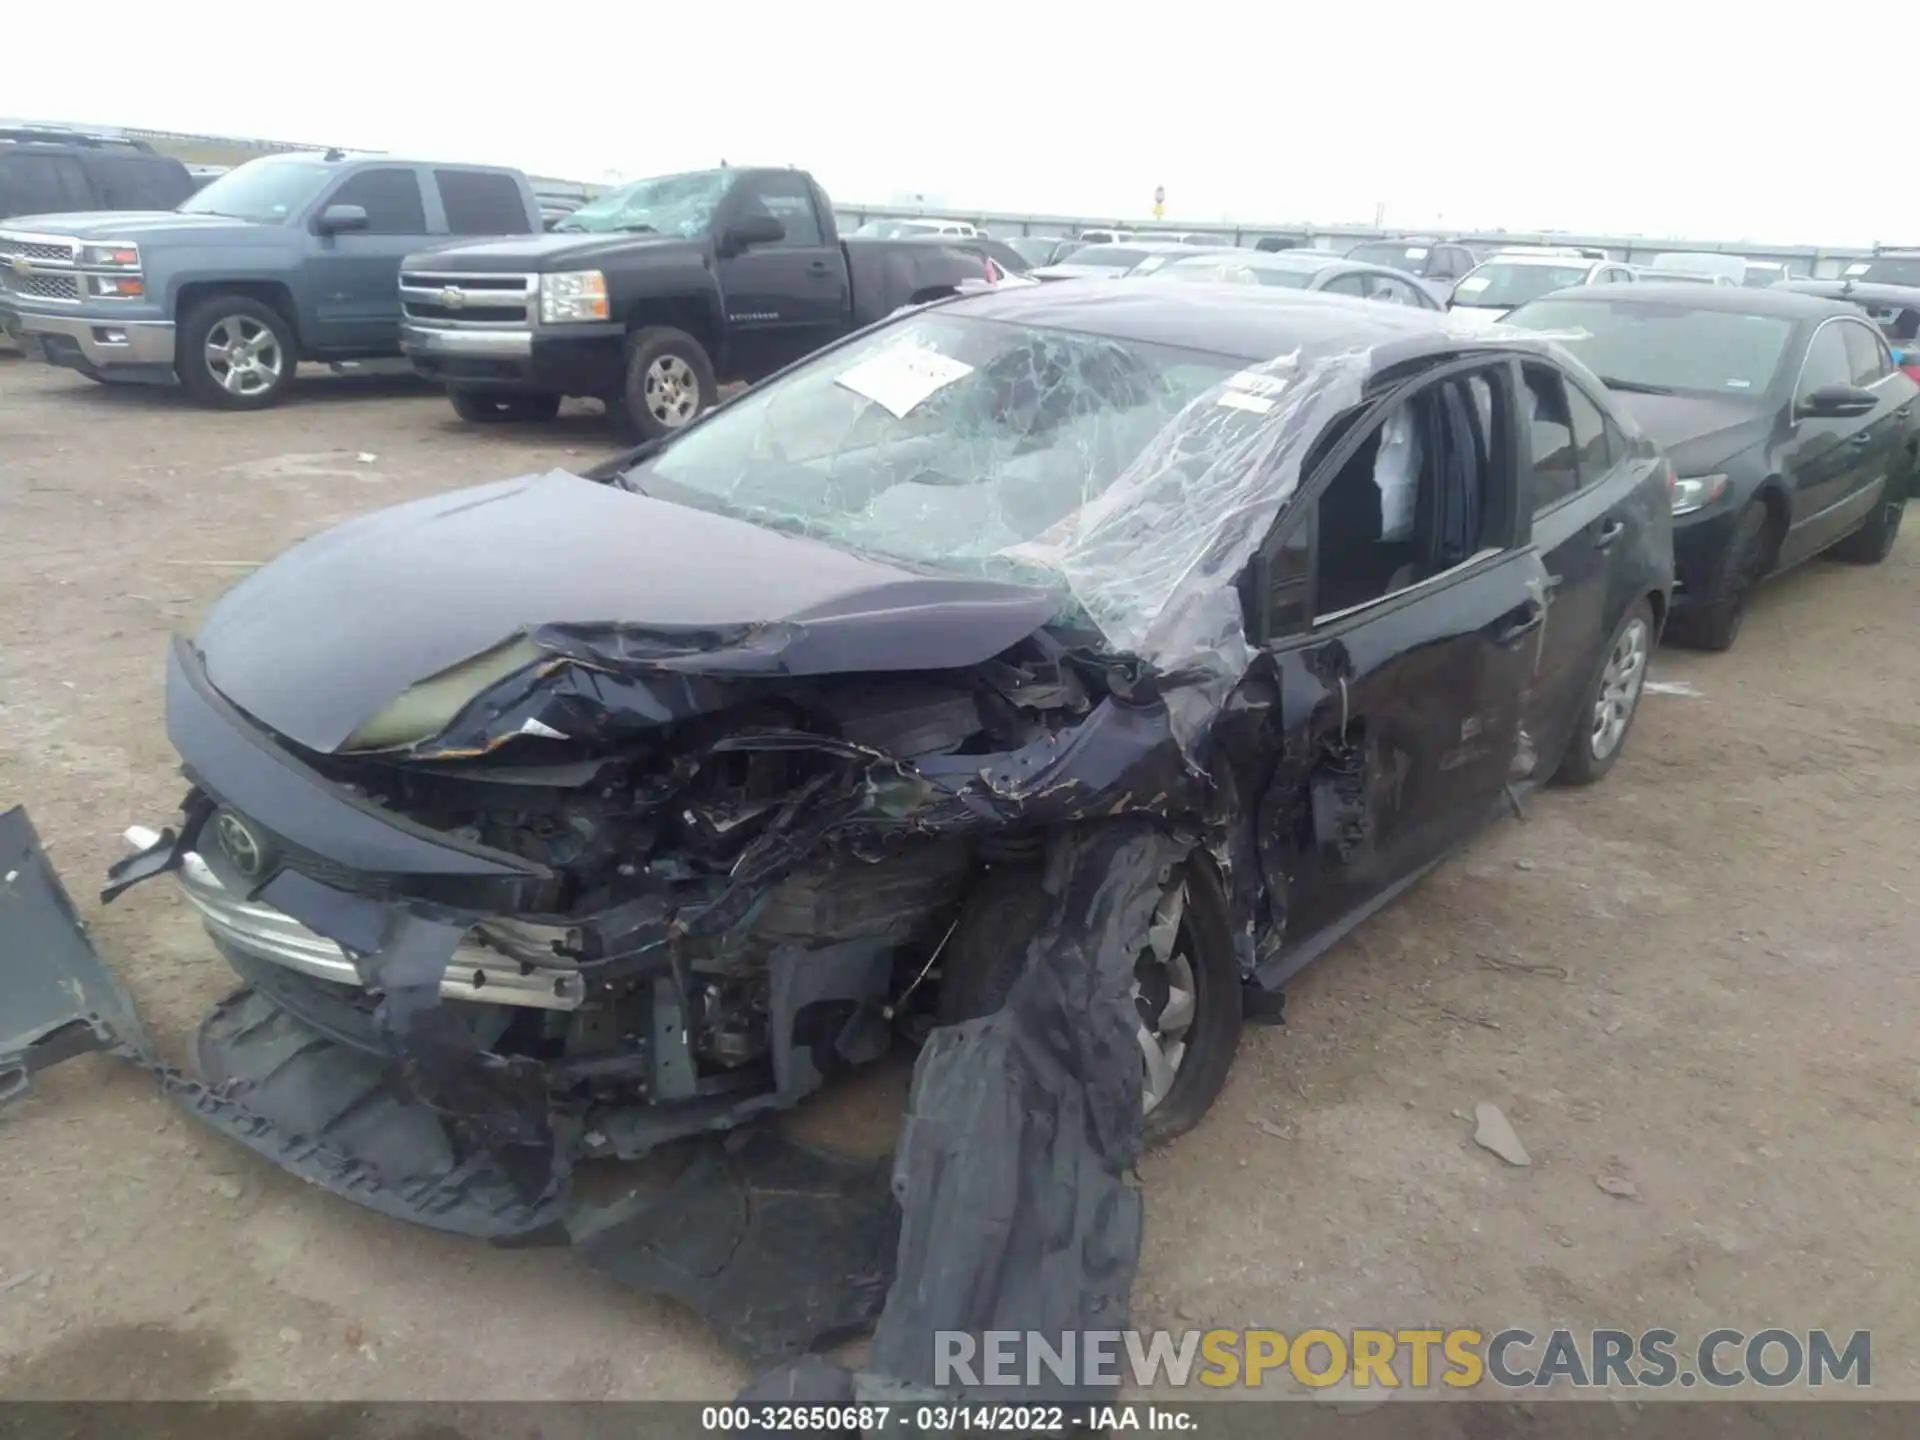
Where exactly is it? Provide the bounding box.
[0,355,1915,1403]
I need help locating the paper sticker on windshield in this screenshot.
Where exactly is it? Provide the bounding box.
[1845,263,1871,276]
[835,345,975,418]
[1228,370,1290,397]
[1217,389,1275,414]
[1405,247,1429,260]
[1455,275,1491,292]
[1725,379,1752,389]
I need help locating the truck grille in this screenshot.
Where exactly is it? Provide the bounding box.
[0,270,81,301]
[399,271,535,328]
[0,234,78,264]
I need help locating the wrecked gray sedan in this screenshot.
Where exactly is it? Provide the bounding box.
[13,281,1671,1395]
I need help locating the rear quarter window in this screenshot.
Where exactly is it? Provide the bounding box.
[434,170,533,235]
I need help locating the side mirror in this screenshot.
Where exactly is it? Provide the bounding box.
[1798,383,1879,420]
[316,204,369,235]
[720,214,786,256]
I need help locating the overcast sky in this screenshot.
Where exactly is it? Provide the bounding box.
[12,1,1902,246]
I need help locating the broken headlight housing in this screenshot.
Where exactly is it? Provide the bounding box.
[1671,472,1729,517]
[540,270,610,324]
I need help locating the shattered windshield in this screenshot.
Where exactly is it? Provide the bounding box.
[555,169,732,235]
[633,312,1291,643]
[1450,262,1593,308]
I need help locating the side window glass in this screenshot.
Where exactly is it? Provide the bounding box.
[1313,372,1500,617]
[1523,364,1581,510]
[1265,512,1313,637]
[1566,384,1616,488]
[434,170,532,235]
[327,168,427,234]
[1322,272,1369,297]
[1797,324,1853,401]
[739,177,824,247]
[1841,322,1890,385]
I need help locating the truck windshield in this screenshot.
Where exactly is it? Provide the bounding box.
[176,160,332,223]
[555,170,732,236]
[631,312,1263,636]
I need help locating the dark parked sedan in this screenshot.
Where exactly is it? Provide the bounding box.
[31,286,1668,1395]
[1503,285,1918,650]
[1143,248,1443,308]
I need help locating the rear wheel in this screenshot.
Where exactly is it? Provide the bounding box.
[1553,598,1654,786]
[1666,499,1771,651]
[937,858,1243,1147]
[447,387,562,423]
[1829,487,1905,563]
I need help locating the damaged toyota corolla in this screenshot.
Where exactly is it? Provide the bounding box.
[10,281,1671,1397]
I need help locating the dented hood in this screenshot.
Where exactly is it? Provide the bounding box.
[195,470,1059,753]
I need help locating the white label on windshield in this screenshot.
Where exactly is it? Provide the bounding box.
[1845,263,1871,276]
[1725,379,1752,388]
[835,345,975,418]
[1405,247,1429,260]
[1455,275,1492,292]
[1228,369,1290,396]
[1217,389,1275,414]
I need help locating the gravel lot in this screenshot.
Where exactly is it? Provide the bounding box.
[1,356,1916,1401]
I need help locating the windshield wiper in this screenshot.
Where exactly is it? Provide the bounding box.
[1597,376,1676,395]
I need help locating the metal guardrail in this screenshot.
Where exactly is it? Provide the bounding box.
[825,202,1885,279]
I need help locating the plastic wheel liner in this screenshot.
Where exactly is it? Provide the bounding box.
[4,306,1580,1402]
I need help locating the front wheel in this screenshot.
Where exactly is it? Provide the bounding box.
[937,858,1243,1147]
[616,326,717,441]
[1553,598,1654,786]
[1829,487,1905,564]
[1666,499,1771,651]
[447,387,562,423]
[176,296,296,409]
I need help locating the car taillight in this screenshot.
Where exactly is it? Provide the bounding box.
[983,258,1003,284]
[1661,458,1676,498]
[1902,360,1920,384]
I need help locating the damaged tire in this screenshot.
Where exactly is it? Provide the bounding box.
[938,859,1242,1146]
[616,326,717,441]
[1553,597,1653,787]
[447,387,563,424]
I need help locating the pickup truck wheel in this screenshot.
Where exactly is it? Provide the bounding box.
[177,296,294,410]
[447,387,562,423]
[618,327,716,440]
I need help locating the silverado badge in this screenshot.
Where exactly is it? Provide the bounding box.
[438,287,466,309]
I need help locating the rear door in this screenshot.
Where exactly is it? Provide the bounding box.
[305,165,435,355]
[713,171,849,380]
[1251,358,1547,975]
[1518,360,1649,771]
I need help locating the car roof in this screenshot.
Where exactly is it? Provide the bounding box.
[944,281,1484,365]
[1521,281,1853,319]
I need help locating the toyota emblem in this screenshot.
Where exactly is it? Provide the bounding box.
[438,287,466,309]
[214,811,267,879]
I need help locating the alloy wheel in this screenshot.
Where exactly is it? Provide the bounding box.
[204,314,284,398]
[643,354,701,427]
[1591,617,1649,761]
[1134,880,1197,1115]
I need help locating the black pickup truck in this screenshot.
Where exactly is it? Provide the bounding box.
[399,166,997,437]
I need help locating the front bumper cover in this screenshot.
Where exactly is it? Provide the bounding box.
[1,305,176,374]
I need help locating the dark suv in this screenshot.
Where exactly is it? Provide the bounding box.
[0,126,195,222]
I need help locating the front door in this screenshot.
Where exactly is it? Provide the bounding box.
[713,172,849,382]
[1255,360,1546,969]
[306,166,436,356]
[1778,317,1878,564]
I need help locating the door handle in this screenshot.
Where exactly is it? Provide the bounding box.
[1490,601,1546,646]
[806,260,831,274]
[1592,518,1626,550]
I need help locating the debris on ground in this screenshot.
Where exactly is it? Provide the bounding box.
[1643,680,1702,697]
[1596,1173,1641,1200]
[1472,1103,1531,1167]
